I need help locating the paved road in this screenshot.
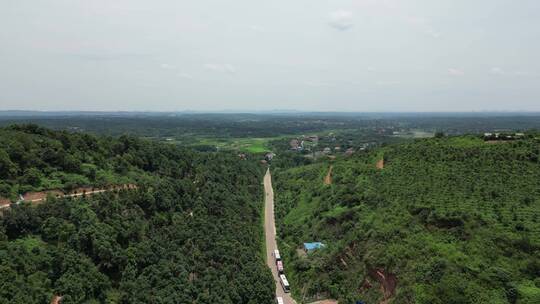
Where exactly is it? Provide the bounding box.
[264,169,297,304]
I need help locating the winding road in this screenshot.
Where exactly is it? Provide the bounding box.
[264,169,297,304]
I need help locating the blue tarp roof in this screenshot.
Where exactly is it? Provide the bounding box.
[303,242,325,251]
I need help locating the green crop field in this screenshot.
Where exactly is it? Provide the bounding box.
[182,136,288,153]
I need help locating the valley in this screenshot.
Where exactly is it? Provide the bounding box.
[1,114,539,304]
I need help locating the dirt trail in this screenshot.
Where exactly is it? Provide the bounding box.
[376,159,385,169]
[324,166,333,185]
[0,198,11,209]
[0,184,137,210]
[264,169,297,304]
[51,295,62,304]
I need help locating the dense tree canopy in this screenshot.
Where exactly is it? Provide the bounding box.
[0,125,274,304]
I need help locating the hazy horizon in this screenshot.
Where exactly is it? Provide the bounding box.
[1,0,539,112]
[2,109,540,114]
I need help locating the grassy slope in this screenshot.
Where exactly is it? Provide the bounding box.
[274,136,540,304]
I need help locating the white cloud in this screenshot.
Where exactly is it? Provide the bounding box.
[512,71,535,77]
[403,15,441,39]
[160,63,176,70]
[490,67,504,75]
[426,29,441,39]
[376,80,401,86]
[304,81,333,87]
[404,16,426,26]
[448,68,465,76]
[328,10,354,31]
[178,73,194,80]
[203,63,237,73]
[249,25,263,32]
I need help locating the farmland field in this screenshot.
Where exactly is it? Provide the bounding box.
[187,136,284,153]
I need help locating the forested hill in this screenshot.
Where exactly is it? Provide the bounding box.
[0,125,274,304]
[0,124,194,200]
[274,135,540,304]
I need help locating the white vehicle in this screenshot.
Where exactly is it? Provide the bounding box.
[279,274,290,293]
[276,297,284,304]
[276,260,284,274]
[273,249,281,261]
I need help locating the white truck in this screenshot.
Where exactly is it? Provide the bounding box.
[273,249,281,262]
[279,274,290,293]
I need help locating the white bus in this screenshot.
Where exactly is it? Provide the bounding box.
[276,297,284,304]
[279,274,290,293]
[273,249,281,261]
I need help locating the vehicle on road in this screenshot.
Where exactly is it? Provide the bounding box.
[276,297,284,304]
[279,274,290,293]
[274,249,281,261]
[276,260,284,274]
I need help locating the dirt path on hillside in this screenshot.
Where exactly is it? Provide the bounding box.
[0,198,11,209]
[264,169,297,304]
[376,159,384,169]
[0,184,137,210]
[324,166,333,185]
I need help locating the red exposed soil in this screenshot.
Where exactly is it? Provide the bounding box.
[376,159,385,169]
[23,190,64,202]
[369,269,397,304]
[324,166,333,185]
[0,197,11,207]
[51,295,62,304]
[361,277,373,290]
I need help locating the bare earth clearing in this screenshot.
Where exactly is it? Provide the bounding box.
[376,159,385,169]
[324,166,333,185]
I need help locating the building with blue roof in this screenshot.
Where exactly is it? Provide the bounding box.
[303,242,325,253]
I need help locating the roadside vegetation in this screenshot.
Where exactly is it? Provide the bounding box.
[274,134,540,304]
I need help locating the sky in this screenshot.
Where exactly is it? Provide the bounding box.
[0,0,539,112]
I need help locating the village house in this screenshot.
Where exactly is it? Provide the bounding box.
[264,152,274,161]
[303,242,325,253]
[290,139,300,150]
[307,135,319,143]
[484,132,526,141]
